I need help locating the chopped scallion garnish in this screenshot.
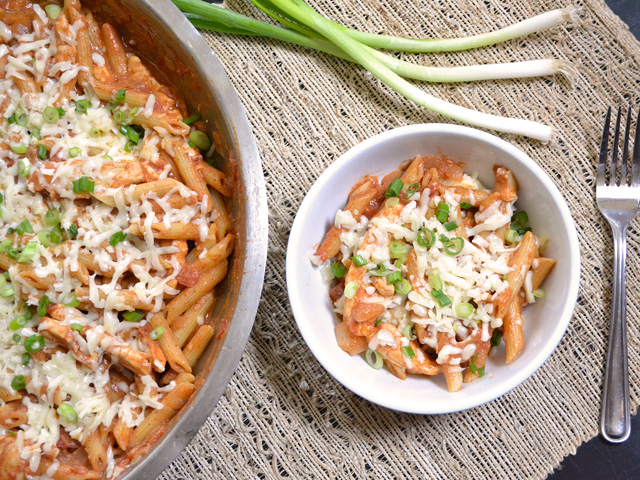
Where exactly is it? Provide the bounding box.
[385,178,403,198]
[436,202,450,223]
[444,237,464,256]
[24,334,45,353]
[37,295,50,317]
[68,147,81,158]
[9,314,28,330]
[57,403,78,423]
[109,231,126,247]
[490,329,503,347]
[365,348,384,369]
[15,219,33,235]
[123,310,145,322]
[71,176,95,194]
[37,144,48,160]
[444,221,458,231]
[43,106,59,123]
[386,271,401,284]
[455,302,474,318]
[67,224,78,239]
[403,182,420,199]
[11,375,26,391]
[75,99,91,113]
[188,130,211,150]
[45,4,61,20]
[44,209,60,226]
[184,114,200,126]
[70,323,83,332]
[62,292,80,308]
[115,88,127,103]
[10,143,26,154]
[149,326,165,340]
[351,255,367,267]
[402,346,415,358]
[18,158,30,177]
[431,289,451,307]
[389,240,411,258]
[416,228,436,248]
[330,262,346,278]
[394,278,412,295]
[17,241,38,263]
[344,281,358,299]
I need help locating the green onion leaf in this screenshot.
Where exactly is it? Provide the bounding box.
[444,237,464,256]
[31,127,41,139]
[344,281,358,299]
[57,403,78,423]
[386,271,401,284]
[24,334,45,353]
[394,278,412,295]
[12,333,20,342]
[123,310,145,322]
[436,202,450,223]
[67,224,78,239]
[45,4,61,20]
[510,211,529,231]
[89,126,101,138]
[149,326,165,340]
[102,155,113,161]
[188,130,211,150]
[50,225,64,245]
[105,100,117,110]
[455,302,474,318]
[10,143,27,154]
[428,269,443,291]
[490,329,503,347]
[374,318,383,327]
[403,182,420,199]
[71,176,95,194]
[533,288,546,298]
[62,292,80,308]
[44,209,60,226]
[184,114,200,126]
[17,241,38,263]
[478,366,485,377]
[37,144,48,160]
[0,282,14,298]
[75,99,91,113]
[401,323,414,340]
[505,229,519,244]
[18,158,30,177]
[351,255,367,267]
[385,178,403,198]
[431,289,451,307]
[43,106,59,124]
[7,113,16,125]
[9,314,28,330]
[16,113,28,126]
[416,228,436,248]
[469,355,478,374]
[365,348,384,369]
[444,221,458,231]
[115,88,127,103]
[37,230,52,247]
[0,192,3,204]
[16,219,33,235]
[402,346,415,358]
[109,231,126,247]
[57,107,66,117]
[368,264,388,277]
[37,295,50,317]
[11,375,26,391]
[21,353,30,365]
[68,147,81,158]
[330,262,346,278]
[460,202,472,210]
[389,240,411,258]
[113,109,126,124]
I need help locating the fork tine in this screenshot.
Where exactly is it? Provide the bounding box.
[598,107,611,188]
[610,107,622,186]
[633,106,640,187]
[621,106,632,184]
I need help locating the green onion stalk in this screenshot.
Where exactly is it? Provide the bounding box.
[172,0,580,141]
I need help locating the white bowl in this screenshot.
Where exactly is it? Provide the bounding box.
[286,124,580,414]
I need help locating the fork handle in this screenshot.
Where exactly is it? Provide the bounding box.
[600,223,630,443]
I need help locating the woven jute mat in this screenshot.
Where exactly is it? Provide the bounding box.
[158,1,640,478]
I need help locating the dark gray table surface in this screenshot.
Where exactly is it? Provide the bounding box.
[549,1,640,479]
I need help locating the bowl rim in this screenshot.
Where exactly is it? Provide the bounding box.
[287,123,581,414]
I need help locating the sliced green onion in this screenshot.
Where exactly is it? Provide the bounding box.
[184,114,200,126]
[123,310,145,322]
[57,403,78,423]
[455,302,474,318]
[11,375,26,391]
[72,176,95,194]
[17,241,38,263]
[385,178,403,198]
[469,355,478,374]
[460,202,472,210]
[109,231,126,247]
[10,143,27,154]
[89,126,101,138]
[444,237,464,256]
[16,113,28,126]
[383,197,399,208]
[374,318,383,327]
[68,147,81,158]
[37,144,48,160]
[394,278,412,295]
[368,264,387,277]
[37,295,50,317]
[394,258,404,269]
[365,348,384,369]
[43,106,59,123]
[188,130,211,150]
[402,346,415,358]
[105,100,117,110]
[490,329,503,347]
[436,201,450,223]
[351,255,367,267]
[505,229,519,244]
[478,366,485,377]
[9,315,28,330]
[431,289,451,307]
[102,155,113,161]
[44,209,60,226]
[119,124,141,144]
[50,225,64,245]
[115,88,127,103]
[67,224,78,239]
[330,262,346,278]
[416,228,436,248]
[533,289,546,298]
[24,334,45,353]
[428,269,443,291]
[404,182,420,199]
[62,292,80,308]
[389,240,411,258]
[31,127,41,139]
[0,282,14,298]
[21,353,30,365]
[75,99,91,113]
[70,323,83,332]
[510,211,529,232]
[344,280,358,299]
[45,4,62,20]
[15,219,33,236]
[113,109,126,124]
[0,192,3,204]
[57,107,65,116]
[12,333,21,342]
[18,158,30,177]
[444,221,458,231]
[149,326,165,340]
[401,323,414,340]
[386,271,401,284]
[7,113,16,125]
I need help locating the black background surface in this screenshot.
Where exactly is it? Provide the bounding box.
[549,1,640,479]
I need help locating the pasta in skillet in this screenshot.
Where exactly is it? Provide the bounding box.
[0,1,233,478]
[312,155,555,392]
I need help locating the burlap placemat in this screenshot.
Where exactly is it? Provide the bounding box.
[157,0,640,478]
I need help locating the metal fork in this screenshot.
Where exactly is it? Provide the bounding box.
[598,106,640,443]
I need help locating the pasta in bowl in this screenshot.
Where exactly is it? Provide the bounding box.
[0,0,267,478]
[287,124,580,413]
